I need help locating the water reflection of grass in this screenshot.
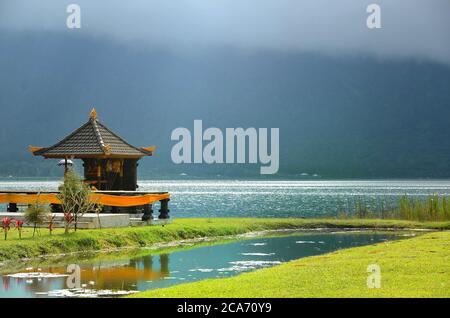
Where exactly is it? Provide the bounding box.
[0,232,275,275]
[0,238,231,275]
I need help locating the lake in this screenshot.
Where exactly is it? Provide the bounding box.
[2,179,450,217]
[0,231,405,298]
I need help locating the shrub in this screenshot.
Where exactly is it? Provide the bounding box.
[24,197,48,237]
[57,170,99,233]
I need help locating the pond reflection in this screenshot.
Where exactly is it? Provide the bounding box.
[0,232,406,298]
[1,253,171,297]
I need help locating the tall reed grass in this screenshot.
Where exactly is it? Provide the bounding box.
[337,194,450,221]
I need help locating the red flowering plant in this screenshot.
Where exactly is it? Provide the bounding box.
[63,212,74,234]
[47,213,55,235]
[15,220,24,240]
[2,217,12,240]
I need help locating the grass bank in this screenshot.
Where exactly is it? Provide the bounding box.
[1,218,449,263]
[131,230,450,298]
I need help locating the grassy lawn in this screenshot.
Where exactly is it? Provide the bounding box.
[0,217,449,263]
[131,230,450,298]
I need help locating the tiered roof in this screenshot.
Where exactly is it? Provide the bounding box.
[30,109,154,158]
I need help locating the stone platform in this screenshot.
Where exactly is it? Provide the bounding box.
[0,212,171,229]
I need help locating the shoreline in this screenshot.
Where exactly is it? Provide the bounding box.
[0,226,430,268]
[0,218,448,263]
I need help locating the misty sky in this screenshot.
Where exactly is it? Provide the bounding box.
[1,0,449,65]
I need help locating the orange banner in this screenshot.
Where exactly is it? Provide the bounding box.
[90,193,170,207]
[0,192,170,207]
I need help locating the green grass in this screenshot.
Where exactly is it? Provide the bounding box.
[1,217,449,263]
[130,230,450,298]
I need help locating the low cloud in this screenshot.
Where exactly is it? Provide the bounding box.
[1,0,449,64]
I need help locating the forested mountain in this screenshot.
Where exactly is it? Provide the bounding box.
[1,31,450,179]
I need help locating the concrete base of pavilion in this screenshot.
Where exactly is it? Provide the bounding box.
[0,212,172,229]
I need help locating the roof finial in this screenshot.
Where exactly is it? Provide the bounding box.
[90,108,97,120]
[103,144,111,155]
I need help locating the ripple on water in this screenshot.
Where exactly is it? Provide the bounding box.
[217,260,282,273]
[36,288,138,298]
[189,268,215,273]
[240,253,275,256]
[7,272,68,278]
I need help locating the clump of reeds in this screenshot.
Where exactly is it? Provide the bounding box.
[338,194,450,222]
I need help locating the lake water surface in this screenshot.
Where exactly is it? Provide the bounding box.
[0,231,405,298]
[2,179,450,217]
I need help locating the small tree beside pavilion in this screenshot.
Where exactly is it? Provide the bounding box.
[57,170,99,233]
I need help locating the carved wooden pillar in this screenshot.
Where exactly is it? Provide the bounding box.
[141,204,153,221]
[158,199,170,219]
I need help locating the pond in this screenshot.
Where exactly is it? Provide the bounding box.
[0,231,409,298]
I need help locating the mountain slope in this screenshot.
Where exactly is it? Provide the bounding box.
[1,31,450,178]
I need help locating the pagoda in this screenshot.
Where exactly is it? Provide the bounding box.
[30,109,155,192]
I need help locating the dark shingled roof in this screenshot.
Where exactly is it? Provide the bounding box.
[33,114,153,158]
